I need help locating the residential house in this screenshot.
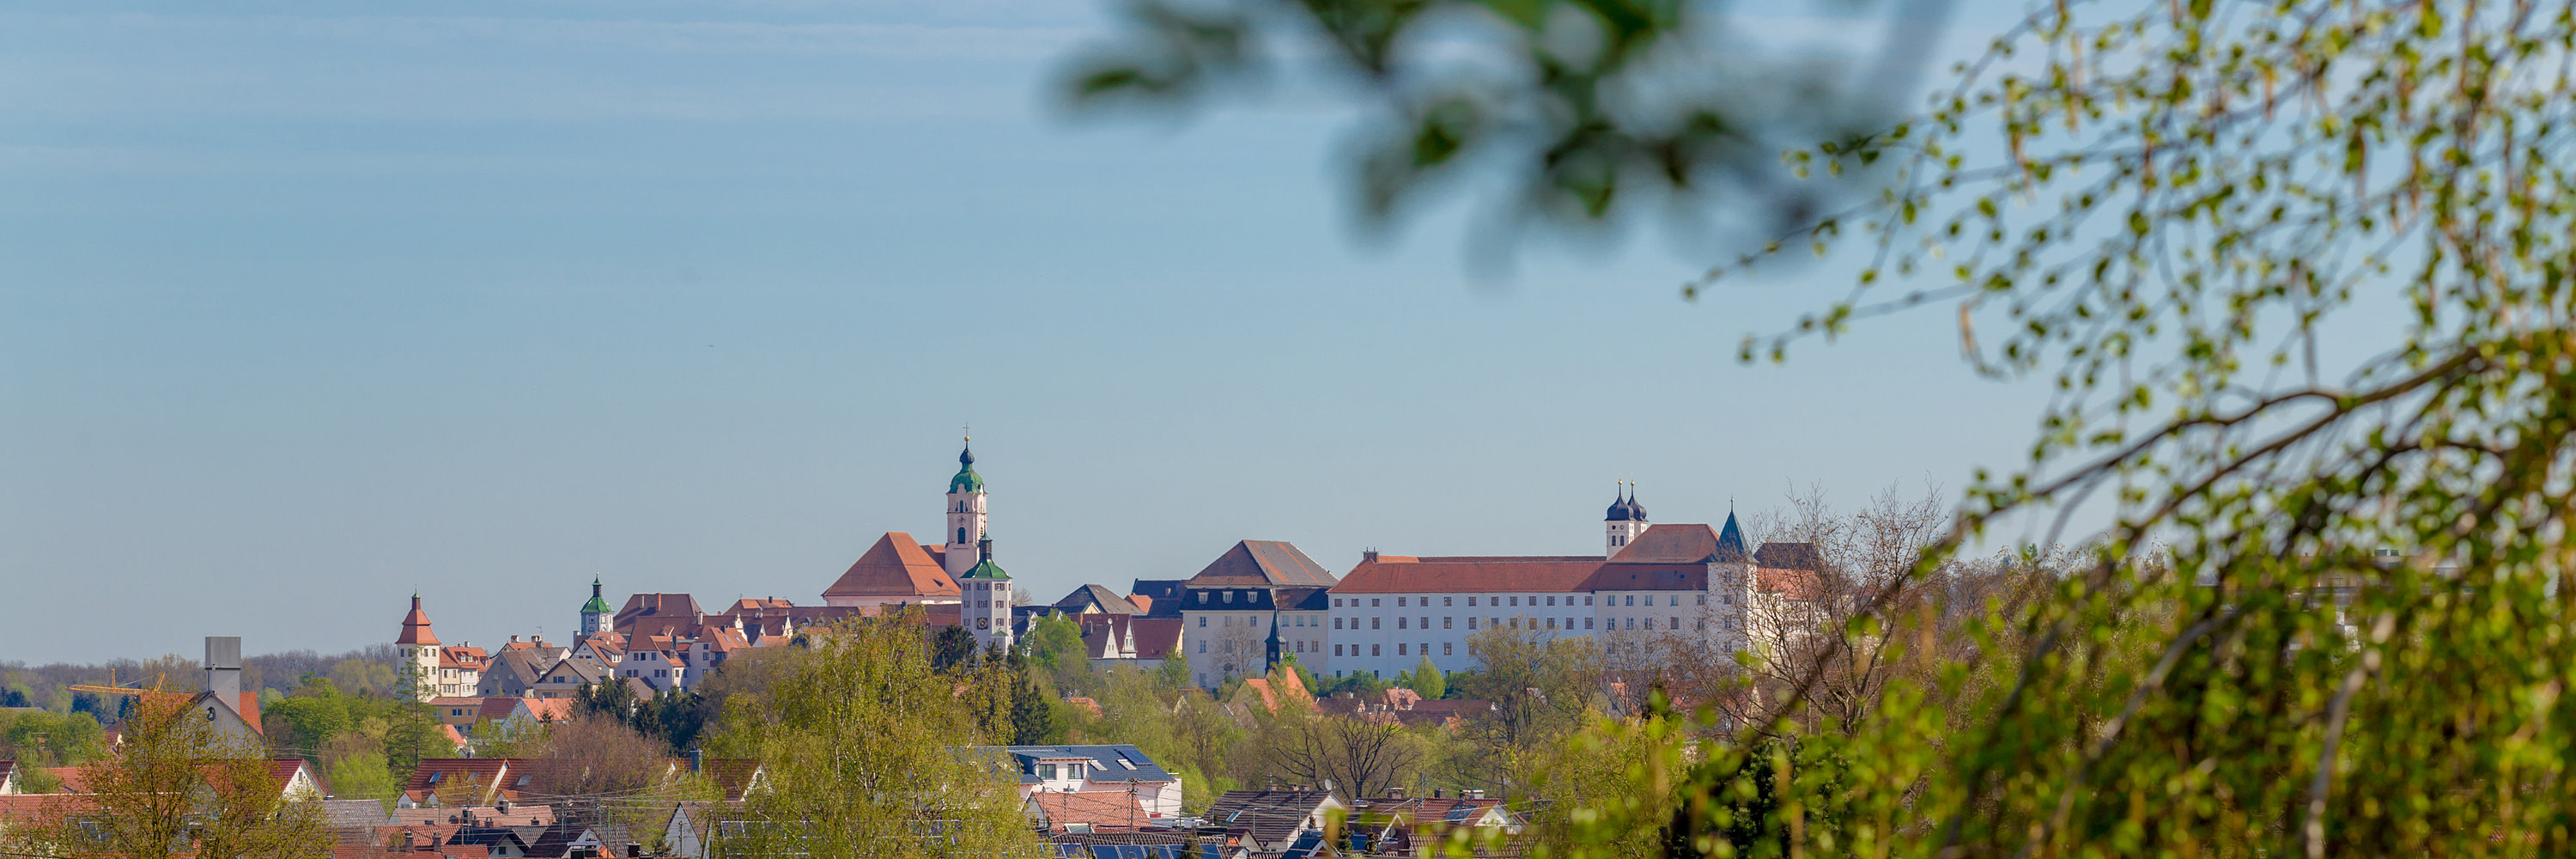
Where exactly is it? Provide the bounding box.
[971,745,1184,821]
[1203,790,1346,854]
[531,659,609,701]
[0,761,19,795]
[1052,584,1141,617]
[398,759,527,808]
[1342,795,1520,855]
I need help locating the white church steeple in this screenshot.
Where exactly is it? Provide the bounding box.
[944,437,987,579]
[1605,482,1648,554]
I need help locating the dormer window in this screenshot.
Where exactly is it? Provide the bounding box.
[1221,591,1232,604]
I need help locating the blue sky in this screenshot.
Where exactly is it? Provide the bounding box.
[0,2,2049,665]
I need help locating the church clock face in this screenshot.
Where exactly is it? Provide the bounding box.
[977,618,990,629]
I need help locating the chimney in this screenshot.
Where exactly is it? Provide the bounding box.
[1362,549,1379,563]
[204,637,242,704]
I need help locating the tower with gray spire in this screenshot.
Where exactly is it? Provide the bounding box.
[1604,482,1649,554]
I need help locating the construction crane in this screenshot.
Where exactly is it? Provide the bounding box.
[67,667,169,698]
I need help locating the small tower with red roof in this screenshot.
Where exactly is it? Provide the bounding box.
[396,594,440,702]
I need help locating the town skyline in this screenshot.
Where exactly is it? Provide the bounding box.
[0,2,2043,666]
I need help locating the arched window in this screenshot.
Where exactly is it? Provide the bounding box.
[957,527,968,544]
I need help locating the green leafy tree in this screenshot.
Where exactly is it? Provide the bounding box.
[1152,652,1191,690]
[376,708,442,784]
[929,625,980,672]
[1395,657,1444,701]
[1069,0,2576,852]
[721,612,1045,859]
[262,693,350,764]
[325,752,397,801]
[1,693,331,859]
[1006,662,1061,746]
[0,709,106,767]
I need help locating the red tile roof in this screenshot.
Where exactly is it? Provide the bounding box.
[1756,567,1823,600]
[522,698,577,723]
[612,594,702,632]
[46,765,96,793]
[1127,618,1182,659]
[398,596,440,646]
[399,758,522,806]
[1585,564,1710,591]
[0,793,95,825]
[1333,556,1603,594]
[1607,523,1727,564]
[388,804,556,827]
[824,533,962,599]
[1029,790,1153,831]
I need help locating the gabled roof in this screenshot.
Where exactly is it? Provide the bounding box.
[318,797,392,828]
[1054,584,1139,615]
[1205,790,1345,850]
[1754,541,1823,570]
[973,745,1176,785]
[398,758,524,807]
[823,533,962,599]
[1127,580,1188,617]
[1607,522,1735,564]
[611,594,702,631]
[1185,541,1338,588]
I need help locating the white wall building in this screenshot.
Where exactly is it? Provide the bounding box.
[1176,540,1338,689]
[1316,490,1815,679]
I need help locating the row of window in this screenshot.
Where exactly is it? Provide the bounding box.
[1196,614,1319,627]
[1028,762,1088,780]
[1331,594,1698,608]
[1335,642,1456,657]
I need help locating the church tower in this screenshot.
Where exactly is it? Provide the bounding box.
[580,576,611,637]
[960,533,1014,651]
[1605,483,1649,554]
[396,594,440,702]
[944,440,988,579]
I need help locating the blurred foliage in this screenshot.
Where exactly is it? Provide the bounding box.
[1064,0,1917,241]
[1094,0,2576,853]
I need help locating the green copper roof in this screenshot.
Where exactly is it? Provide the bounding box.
[964,558,1011,581]
[582,594,612,613]
[950,442,984,494]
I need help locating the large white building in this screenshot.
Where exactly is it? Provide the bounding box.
[1318,489,1819,679]
[1151,487,1824,685]
[1176,540,1336,688]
